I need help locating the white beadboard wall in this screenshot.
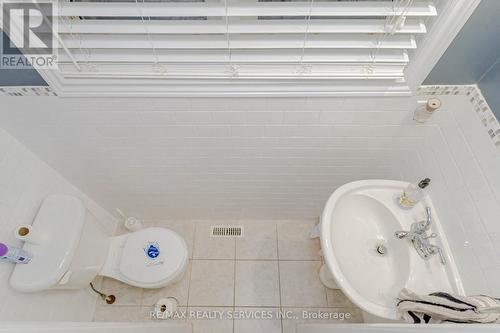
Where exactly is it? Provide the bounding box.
[0,96,419,219]
[0,88,499,297]
[0,127,116,321]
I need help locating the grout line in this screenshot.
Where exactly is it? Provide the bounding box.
[187,305,234,308]
[185,261,193,309]
[275,222,284,333]
[271,258,321,262]
[186,305,287,309]
[185,222,196,307]
[191,223,198,263]
[232,236,237,333]
[189,258,320,262]
[99,304,359,309]
[186,223,198,308]
[138,287,145,308]
[188,222,195,260]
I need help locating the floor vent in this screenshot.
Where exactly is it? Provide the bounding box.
[210,226,244,238]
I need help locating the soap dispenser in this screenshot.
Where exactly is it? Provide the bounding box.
[398,178,431,208]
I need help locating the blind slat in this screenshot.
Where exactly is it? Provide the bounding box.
[59,34,416,50]
[59,1,437,18]
[58,18,426,35]
[56,49,409,64]
[58,62,406,80]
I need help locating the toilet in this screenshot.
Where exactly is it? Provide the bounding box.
[10,195,188,292]
[100,227,188,288]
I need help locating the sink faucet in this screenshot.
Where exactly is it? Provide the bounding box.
[395,207,446,265]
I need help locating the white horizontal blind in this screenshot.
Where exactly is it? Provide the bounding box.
[53,0,437,82]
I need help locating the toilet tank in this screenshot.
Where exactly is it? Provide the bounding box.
[10,195,110,292]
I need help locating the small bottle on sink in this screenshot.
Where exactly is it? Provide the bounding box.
[0,243,32,264]
[398,178,431,209]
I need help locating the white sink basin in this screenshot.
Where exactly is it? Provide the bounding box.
[320,180,464,321]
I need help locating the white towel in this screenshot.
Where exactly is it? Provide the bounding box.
[397,288,500,324]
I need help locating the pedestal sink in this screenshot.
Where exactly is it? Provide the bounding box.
[320,180,464,322]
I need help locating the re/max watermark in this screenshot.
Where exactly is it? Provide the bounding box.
[1,0,57,69]
[149,309,353,321]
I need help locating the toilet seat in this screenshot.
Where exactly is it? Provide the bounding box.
[100,227,188,288]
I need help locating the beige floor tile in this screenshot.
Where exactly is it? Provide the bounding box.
[279,261,327,307]
[235,261,280,307]
[93,305,143,322]
[236,221,278,259]
[99,277,143,306]
[188,260,235,306]
[234,307,282,333]
[326,289,356,308]
[188,307,233,333]
[282,308,363,333]
[193,223,236,259]
[138,306,155,322]
[142,261,192,306]
[277,221,320,260]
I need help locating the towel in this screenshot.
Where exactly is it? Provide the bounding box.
[397,288,500,324]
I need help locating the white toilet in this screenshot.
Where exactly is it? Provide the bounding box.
[10,195,188,292]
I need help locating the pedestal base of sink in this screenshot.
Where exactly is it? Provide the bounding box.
[362,311,404,323]
[319,264,337,289]
[318,263,403,323]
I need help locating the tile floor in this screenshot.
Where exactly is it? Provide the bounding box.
[93,220,363,332]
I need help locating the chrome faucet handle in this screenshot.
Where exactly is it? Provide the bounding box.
[425,206,431,217]
[430,246,446,265]
[395,231,410,239]
[425,206,432,226]
[423,233,437,240]
[414,207,432,233]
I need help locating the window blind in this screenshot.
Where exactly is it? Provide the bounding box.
[53,0,437,82]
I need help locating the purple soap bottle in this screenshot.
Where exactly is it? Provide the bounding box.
[0,243,32,264]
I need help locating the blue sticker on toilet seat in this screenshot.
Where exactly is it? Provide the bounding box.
[144,242,160,259]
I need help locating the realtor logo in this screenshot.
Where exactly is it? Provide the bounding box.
[1,1,57,68]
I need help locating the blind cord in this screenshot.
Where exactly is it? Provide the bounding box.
[298,0,314,74]
[135,0,161,71]
[369,0,413,73]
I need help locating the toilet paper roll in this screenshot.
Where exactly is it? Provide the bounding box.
[124,217,143,232]
[15,225,41,245]
[154,297,178,319]
[425,98,442,113]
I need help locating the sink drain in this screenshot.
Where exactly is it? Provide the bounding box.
[375,244,388,256]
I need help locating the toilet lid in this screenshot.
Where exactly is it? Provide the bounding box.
[119,227,187,285]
